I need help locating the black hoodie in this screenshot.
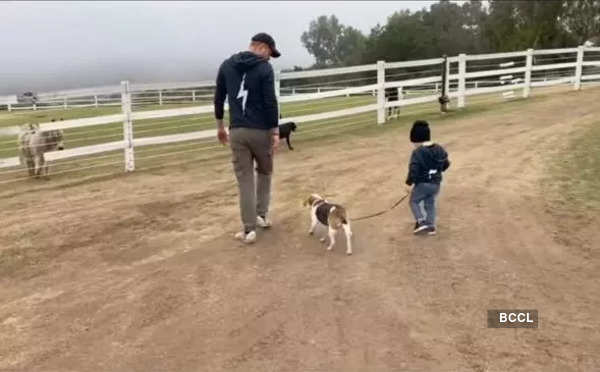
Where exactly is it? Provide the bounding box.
[214,51,279,131]
[405,143,450,185]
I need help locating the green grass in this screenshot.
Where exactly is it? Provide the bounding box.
[0,95,378,158]
[546,117,600,212]
[0,90,543,199]
[3,84,577,199]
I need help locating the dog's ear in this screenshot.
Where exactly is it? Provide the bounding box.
[303,195,314,207]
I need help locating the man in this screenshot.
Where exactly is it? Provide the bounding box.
[214,33,281,244]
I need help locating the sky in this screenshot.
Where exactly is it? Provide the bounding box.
[0,1,438,94]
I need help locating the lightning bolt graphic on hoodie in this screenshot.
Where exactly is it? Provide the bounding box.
[236,73,248,114]
[214,51,279,130]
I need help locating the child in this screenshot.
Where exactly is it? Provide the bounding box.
[405,120,450,235]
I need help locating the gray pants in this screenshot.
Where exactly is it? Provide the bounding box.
[409,182,440,226]
[230,127,273,232]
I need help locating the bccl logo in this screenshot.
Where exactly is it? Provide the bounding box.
[487,309,538,328]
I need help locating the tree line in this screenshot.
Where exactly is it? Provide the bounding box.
[296,0,600,70]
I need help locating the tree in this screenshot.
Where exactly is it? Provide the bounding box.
[360,1,492,64]
[337,26,367,66]
[301,15,367,67]
[458,0,490,52]
[483,0,574,51]
[562,0,600,45]
[362,10,435,63]
[299,0,588,71]
[423,0,488,55]
[301,15,343,67]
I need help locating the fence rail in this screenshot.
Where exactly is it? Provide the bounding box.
[1,45,600,177]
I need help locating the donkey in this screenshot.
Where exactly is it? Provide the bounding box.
[18,121,64,177]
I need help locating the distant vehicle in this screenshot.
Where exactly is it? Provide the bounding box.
[17,92,38,104]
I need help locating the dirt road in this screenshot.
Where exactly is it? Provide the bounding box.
[1,88,599,371]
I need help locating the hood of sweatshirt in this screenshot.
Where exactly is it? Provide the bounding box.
[228,51,266,73]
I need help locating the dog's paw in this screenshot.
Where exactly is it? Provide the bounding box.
[326,245,333,251]
[346,250,353,256]
[319,237,326,243]
[308,230,314,235]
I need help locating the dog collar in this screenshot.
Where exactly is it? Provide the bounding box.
[312,199,326,208]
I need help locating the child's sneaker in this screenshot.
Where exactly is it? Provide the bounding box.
[427,226,437,236]
[256,215,272,228]
[413,221,429,234]
[234,230,256,244]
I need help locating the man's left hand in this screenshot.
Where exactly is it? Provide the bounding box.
[217,127,229,145]
[272,134,280,153]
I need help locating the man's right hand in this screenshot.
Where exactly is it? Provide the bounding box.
[217,127,229,145]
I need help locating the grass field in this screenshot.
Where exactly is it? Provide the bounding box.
[548,115,600,211]
[0,89,533,195]
[0,95,376,159]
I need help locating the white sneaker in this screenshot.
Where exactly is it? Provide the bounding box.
[234,230,256,244]
[256,215,272,228]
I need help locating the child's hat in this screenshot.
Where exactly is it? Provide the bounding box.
[410,120,431,143]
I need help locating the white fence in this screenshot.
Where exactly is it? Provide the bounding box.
[2,81,217,112]
[1,45,599,180]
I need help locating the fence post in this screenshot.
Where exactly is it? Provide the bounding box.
[397,87,403,114]
[158,90,163,105]
[275,70,281,118]
[33,103,37,111]
[444,57,451,102]
[94,95,99,107]
[121,81,135,172]
[457,53,466,108]
[377,60,385,124]
[523,48,533,98]
[7,104,11,112]
[574,45,584,90]
[440,55,450,112]
[63,97,67,110]
[192,90,196,102]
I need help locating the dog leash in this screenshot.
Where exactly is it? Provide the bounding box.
[350,191,410,222]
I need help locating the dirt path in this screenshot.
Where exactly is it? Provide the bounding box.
[1,88,599,371]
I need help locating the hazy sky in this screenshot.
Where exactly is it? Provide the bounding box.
[0,1,438,94]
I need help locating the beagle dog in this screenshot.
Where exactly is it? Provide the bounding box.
[303,194,353,255]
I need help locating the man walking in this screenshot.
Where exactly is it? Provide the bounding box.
[214,33,281,244]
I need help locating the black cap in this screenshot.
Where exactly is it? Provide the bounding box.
[251,32,281,58]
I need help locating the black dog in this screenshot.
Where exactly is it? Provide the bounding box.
[278,122,297,150]
[385,87,400,119]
